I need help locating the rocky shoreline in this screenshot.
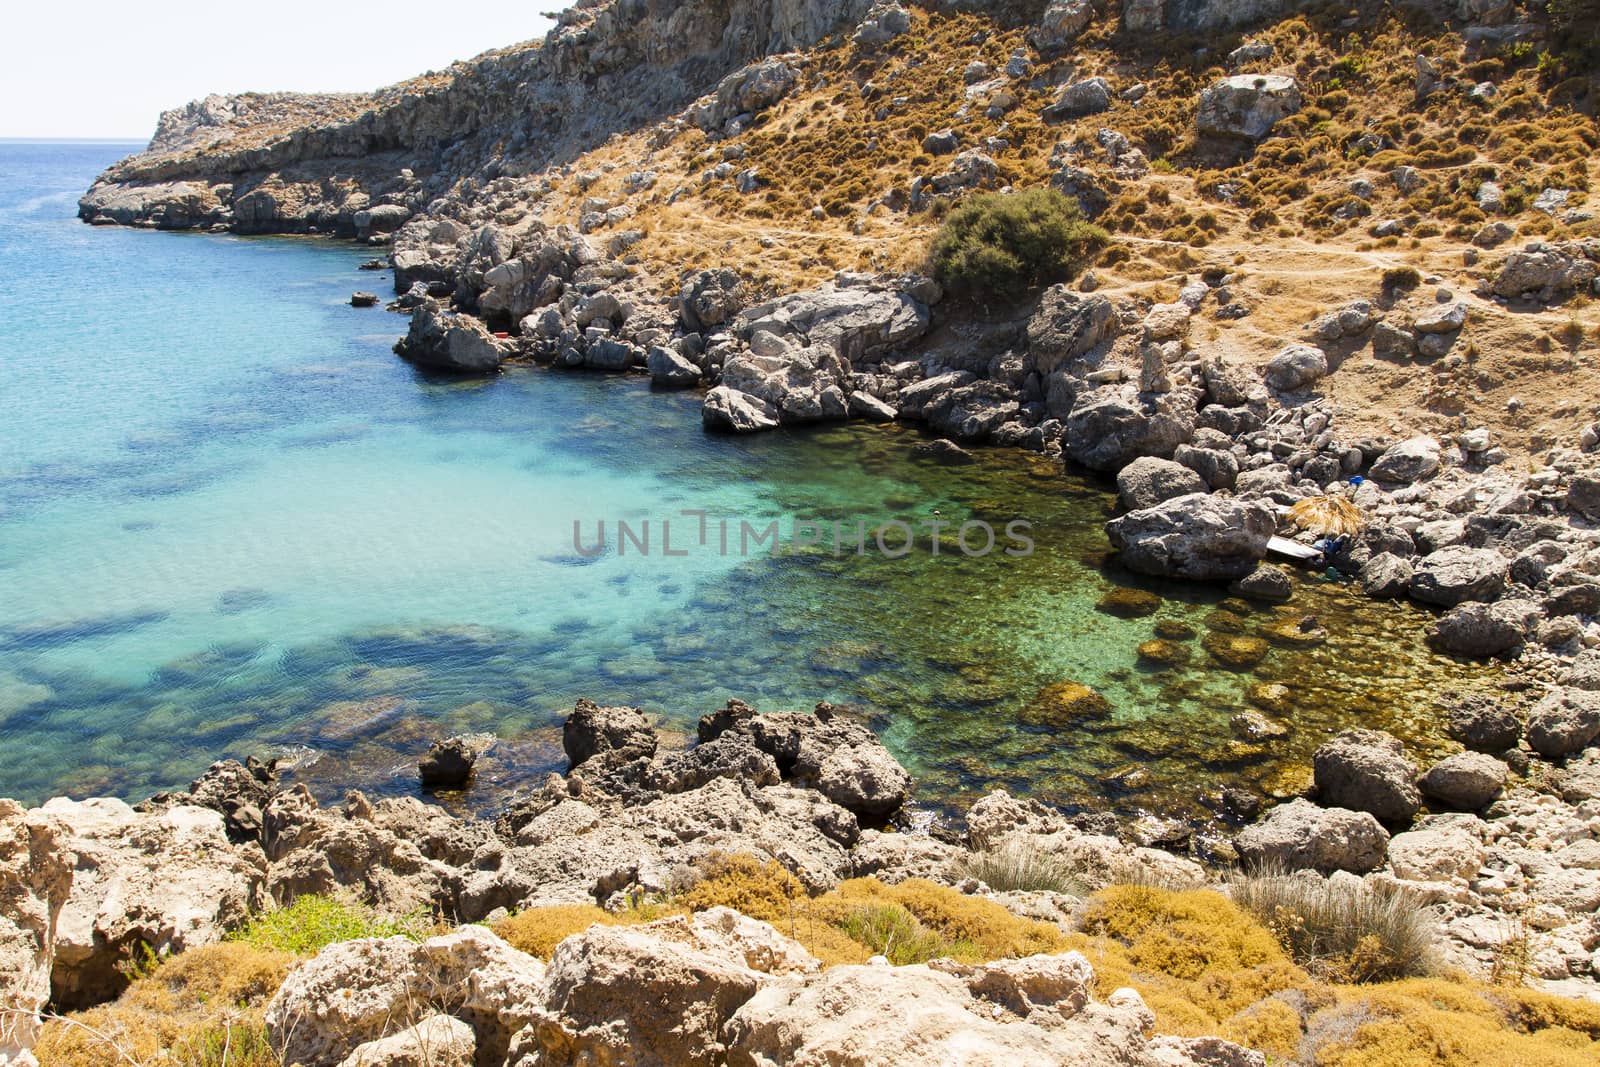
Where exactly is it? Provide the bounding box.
[3,694,1598,1064]
[22,0,1600,1060]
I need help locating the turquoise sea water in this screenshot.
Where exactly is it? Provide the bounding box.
[0,143,1492,821]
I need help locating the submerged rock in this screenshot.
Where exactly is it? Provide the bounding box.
[1095,587,1162,617]
[1023,681,1112,728]
[1202,632,1269,669]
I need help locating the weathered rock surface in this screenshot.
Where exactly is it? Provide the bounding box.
[1064,388,1194,471]
[41,798,265,1009]
[267,925,544,1067]
[1116,456,1208,511]
[1235,798,1390,873]
[1106,493,1275,581]
[1312,729,1422,825]
[1368,435,1441,484]
[394,304,503,373]
[0,802,72,1065]
[335,1015,476,1067]
[1526,689,1600,759]
[1419,751,1506,811]
[513,908,813,1067]
[1410,546,1509,607]
[1196,75,1301,140]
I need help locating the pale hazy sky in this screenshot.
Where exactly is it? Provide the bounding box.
[0,2,560,140]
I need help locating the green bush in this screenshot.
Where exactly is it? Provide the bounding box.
[929,188,1108,296]
[230,894,428,956]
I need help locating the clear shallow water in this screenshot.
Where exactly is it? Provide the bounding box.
[0,143,1494,821]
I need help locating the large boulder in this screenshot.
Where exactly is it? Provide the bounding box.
[1312,729,1421,825]
[1446,695,1523,753]
[1116,456,1207,511]
[267,926,544,1067]
[1105,493,1275,581]
[1368,436,1441,483]
[1526,688,1600,759]
[680,269,744,333]
[692,58,799,133]
[1429,601,1523,657]
[1235,798,1391,873]
[1034,0,1094,53]
[724,954,1167,1066]
[1063,388,1195,471]
[1410,546,1508,606]
[720,337,851,425]
[1490,243,1599,300]
[1197,75,1302,140]
[1418,752,1506,811]
[1262,343,1328,392]
[0,801,72,1065]
[511,908,815,1067]
[1386,827,1485,883]
[394,304,503,374]
[703,386,781,433]
[735,283,929,364]
[39,799,265,1009]
[1026,288,1118,376]
[1043,77,1112,121]
[564,698,657,770]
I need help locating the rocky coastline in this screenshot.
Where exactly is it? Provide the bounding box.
[3,695,1599,1064]
[19,0,1600,1061]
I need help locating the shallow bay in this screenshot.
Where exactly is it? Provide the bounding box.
[0,142,1493,821]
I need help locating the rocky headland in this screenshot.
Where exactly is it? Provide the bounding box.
[16,0,1600,1062]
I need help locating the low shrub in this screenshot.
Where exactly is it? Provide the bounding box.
[33,942,295,1067]
[1228,866,1439,983]
[954,835,1085,894]
[929,187,1108,296]
[230,893,429,956]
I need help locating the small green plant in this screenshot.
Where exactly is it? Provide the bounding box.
[929,187,1108,297]
[1228,866,1438,983]
[230,894,427,956]
[837,903,962,965]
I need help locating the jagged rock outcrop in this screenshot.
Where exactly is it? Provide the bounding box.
[39,798,266,1009]
[394,303,505,373]
[266,925,544,1067]
[0,802,72,1066]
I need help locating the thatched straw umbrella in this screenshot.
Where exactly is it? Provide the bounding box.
[1288,494,1366,537]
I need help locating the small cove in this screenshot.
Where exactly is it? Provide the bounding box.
[0,142,1496,824]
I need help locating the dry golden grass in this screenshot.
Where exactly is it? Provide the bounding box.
[33,942,295,1067]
